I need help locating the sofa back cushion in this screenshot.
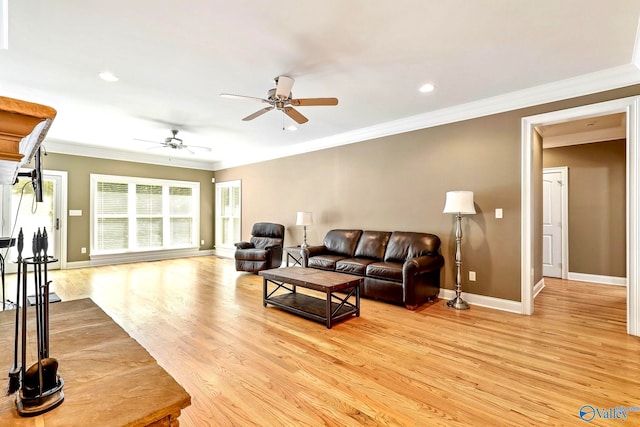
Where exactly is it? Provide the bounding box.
[384,231,441,263]
[323,229,363,257]
[250,236,283,250]
[251,222,285,239]
[354,231,391,260]
[250,222,285,250]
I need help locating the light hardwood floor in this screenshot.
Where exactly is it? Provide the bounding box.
[3,257,640,426]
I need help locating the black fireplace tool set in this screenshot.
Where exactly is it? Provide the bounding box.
[6,227,64,416]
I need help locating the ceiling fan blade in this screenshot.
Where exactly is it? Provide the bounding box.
[220,93,269,103]
[291,98,339,106]
[243,106,274,121]
[133,138,163,144]
[186,144,212,152]
[275,76,294,99]
[283,107,308,124]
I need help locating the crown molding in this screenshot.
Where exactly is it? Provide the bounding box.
[213,63,640,170]
[44,139,216,171]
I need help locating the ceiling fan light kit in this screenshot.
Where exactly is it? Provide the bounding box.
[133,129,212,154]
[220,75,339,125]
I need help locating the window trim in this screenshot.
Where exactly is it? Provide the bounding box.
[90,174,200,256]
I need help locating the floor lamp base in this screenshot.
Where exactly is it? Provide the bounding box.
[446,296,470,310]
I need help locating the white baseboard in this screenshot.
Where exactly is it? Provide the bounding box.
[438,288,521,313]
[567,272,627,286]
[65,249,216,269]
[533,278,545,298]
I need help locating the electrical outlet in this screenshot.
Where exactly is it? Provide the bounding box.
[495,208,503,219]
[200,240,205,245]
[81,247,87,254]
[469,271,476,281]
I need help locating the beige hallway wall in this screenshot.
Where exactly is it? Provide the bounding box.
[544,139,626,277]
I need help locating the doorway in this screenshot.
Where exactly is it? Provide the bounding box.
[521,96,639,336]
[542,167,568,279]
[1,170,67,273]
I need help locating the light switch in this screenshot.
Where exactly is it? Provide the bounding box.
[69,209,82,217]
[495,208,503,219]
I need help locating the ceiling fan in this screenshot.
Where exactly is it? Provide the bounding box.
[220,76,338,124]
[134,129,212,154]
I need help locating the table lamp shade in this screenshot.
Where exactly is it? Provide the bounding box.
[443,191,476,215]
[296,211,313,226]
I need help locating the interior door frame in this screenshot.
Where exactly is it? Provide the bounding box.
[542,166,569,280]
[522,96,638,336]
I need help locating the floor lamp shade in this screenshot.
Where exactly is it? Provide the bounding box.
[443,191,476,214]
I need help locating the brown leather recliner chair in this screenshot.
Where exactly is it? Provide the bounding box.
[234,222,285,273]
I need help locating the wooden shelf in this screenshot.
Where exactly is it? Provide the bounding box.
[0,96,56,184]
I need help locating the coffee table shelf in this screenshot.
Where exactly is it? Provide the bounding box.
[267,293,358,324]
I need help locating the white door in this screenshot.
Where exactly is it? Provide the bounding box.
[542,168,566,278]
[215,180,241,257]
[1,171,66,273]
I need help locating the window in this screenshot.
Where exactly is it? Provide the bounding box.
[91,174,199,255]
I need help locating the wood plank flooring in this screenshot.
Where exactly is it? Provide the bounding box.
[2,257,640,426]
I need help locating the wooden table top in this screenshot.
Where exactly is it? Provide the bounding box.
[259,267,362,292]
[0,298,190,426]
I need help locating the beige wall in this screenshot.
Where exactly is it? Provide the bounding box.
[35,153,216,262]
[543,140,626,277]
[215,85,640,302]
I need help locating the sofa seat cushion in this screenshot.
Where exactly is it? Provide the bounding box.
[366,261,403,282]
[335,258,375,275]
[307,254,347,271]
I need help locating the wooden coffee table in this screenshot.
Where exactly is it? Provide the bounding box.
[259,267,361,328]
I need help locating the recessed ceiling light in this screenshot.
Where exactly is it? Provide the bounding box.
[98,71,119,82]
[419,83,435,93]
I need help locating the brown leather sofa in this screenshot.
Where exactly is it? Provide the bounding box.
[234,222,285,273]
[302,229,444,310]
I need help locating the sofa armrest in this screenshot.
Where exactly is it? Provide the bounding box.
[403,254,445,277]
[301,245,327,267]
[264,243,282,251]
[234,241,254,249]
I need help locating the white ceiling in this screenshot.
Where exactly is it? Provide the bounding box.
[2,1,640,170]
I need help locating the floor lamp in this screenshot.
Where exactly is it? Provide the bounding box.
[296,211,313,249]
[443,191,476,310]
